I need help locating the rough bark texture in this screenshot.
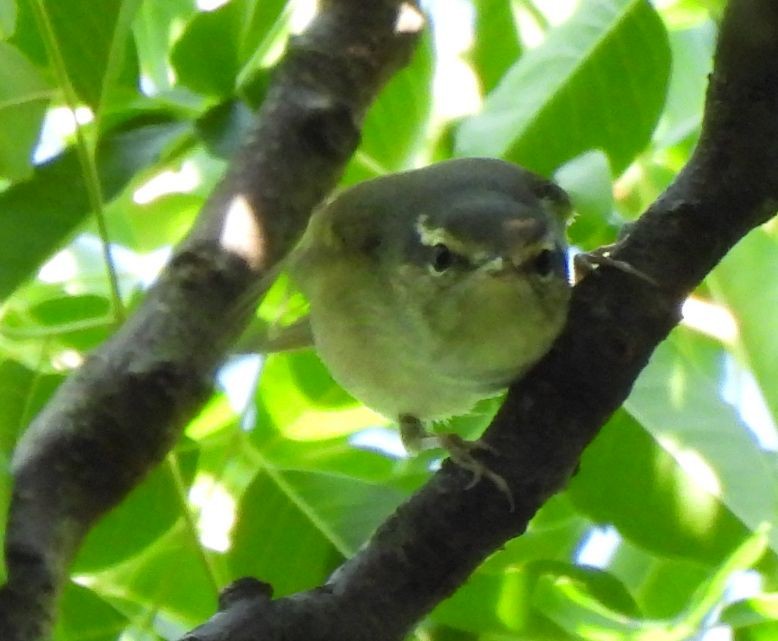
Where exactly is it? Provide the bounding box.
[0,2,421,640]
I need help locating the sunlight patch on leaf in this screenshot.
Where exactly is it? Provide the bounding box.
[132,161,201,204]
[656,438,722,497]
[196,0,229,10]
[33,105,93,164]
[681,296,738,345]
[282,406,387,442]
[628,340,778,554]
[189,474,236,552]
[185,393,237,440]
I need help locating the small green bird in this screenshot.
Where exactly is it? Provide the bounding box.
[289,158,572,490]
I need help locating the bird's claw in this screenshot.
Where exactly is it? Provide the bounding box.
[398,415,514,510]
[438,434,514,511]
[574,247,658,286]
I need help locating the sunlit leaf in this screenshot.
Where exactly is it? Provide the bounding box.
[570,408,749,564]
[626,337,778,553]
[0,0,16,38]
[722,593,778,629]
[468,0,522,93]
[653,21,715,148]
[534,526,767,640]
[709,226,778,423]
[256,351,380,442]
[0,42,51,180]
[456,0,671,175]
[132,0,193,92]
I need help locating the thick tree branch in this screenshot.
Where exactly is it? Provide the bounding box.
[181,1,778,640]
[0,2,421,640]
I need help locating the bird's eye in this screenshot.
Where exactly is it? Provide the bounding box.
[431,243,454,272]
[532,249,556,277]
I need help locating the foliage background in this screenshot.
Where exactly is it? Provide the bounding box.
[0,0,777,639]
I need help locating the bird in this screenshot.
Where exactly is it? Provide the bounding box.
[287,157,572,497]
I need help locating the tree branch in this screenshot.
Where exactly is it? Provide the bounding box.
[0,2,421,640]
[180,1,778,639]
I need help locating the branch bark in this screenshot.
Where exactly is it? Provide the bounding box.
[0,2,421,640]
[180,0,778,639]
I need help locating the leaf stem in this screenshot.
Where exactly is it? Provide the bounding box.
[167,453,224,595]
[29,0,126,324]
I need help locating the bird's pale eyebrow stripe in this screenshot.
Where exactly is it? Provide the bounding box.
[415,215,455,247]
[414,214,497,266]
[414,214,476,253]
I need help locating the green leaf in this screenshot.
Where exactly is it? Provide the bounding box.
[196,98,255,159]
[26,293,112,352]
[259,434,402,485]
[534,526,768,640]
[431,569,573,640]
[488,495,590,569]
[682,524,769,630]
[630,553,712,618]
[0,0,16,38]
[734,622,778,641]
[0,114,190,300]
[0,42,51,180]
[456,0,671,175]
[0,360,63,454]
[530,561,641,617]
[32,0,140,110]
[53,582,128,641]
[229,469,403,595]
[626,337,778,554]
[722,594,778,629]
[93,524,219,628]
[468,0,522,93]
[342,32,434,183]
[569,408,749,564]
[432,570,541,637]
[111,192,201,252]
[74,445,198,572]
[709,226,778,423]
[555,150,616,249]
[653,22,716,148]
[171,0,287,98]
[534,574,653,640]
[132,0,194,92]
[256,351,379,443]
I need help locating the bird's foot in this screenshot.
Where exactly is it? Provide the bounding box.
[437,434,514,511]
[398,415,514,510]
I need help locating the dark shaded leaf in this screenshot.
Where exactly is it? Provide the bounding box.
[0,114,190,300]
